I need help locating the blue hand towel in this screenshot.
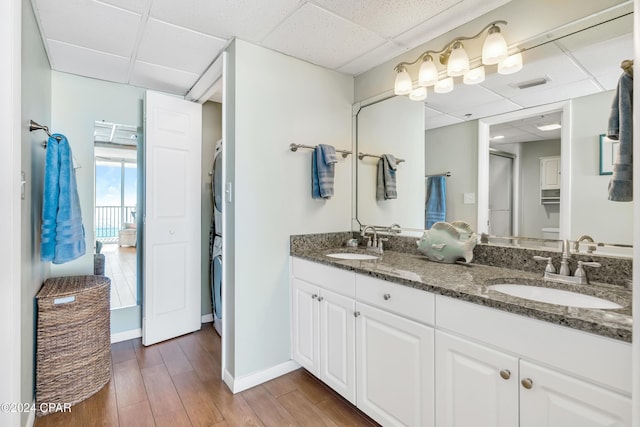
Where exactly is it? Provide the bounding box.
[311,149,321,199]
[376,154,397,200]
[607,72,633,202]
[314,144,338,199]
[426,176,446,229]
[41,134,86,264]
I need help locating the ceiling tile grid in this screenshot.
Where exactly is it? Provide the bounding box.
[47,40,131,83]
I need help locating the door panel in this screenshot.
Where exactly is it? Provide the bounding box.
[143,91,202,346]
[291,278,320,374]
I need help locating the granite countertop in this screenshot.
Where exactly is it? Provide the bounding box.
[291,246,632,343]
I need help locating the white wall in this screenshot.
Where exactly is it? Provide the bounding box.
[571,90,633,244]
[520,139,561,238]
[425,120,478,230]
[357,96,425,229]
[228,40,353,378]
[51,72,146,334]
[20,0,51,423]
[1,0,24,425]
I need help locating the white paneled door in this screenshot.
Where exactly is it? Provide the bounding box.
[143,91,202,346]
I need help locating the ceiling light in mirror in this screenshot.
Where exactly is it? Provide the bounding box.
[498,52,523,74]
[434,77,454,93]
[491,135,505,140]
[537,123,562,131]
[409,86,427,101]
[463,66,485,84]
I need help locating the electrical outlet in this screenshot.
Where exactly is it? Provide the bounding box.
[463,193,475,204]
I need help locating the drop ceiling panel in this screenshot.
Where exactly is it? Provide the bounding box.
[33,0,142,57]
[262,2,386,70]
[47,40,130,83]
[136,18,227,74]
[447,98,523,121]
[425,111,464,129]
[426,83,504,113]
[130,60,200,95]
[338,41,408,76]
[100,0,152,14]
[568,34,632,83]
[313,0,462,38]
[149,0,301,41]
[509,78,601,107]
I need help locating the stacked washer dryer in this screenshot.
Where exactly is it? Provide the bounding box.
[210,139,223,336]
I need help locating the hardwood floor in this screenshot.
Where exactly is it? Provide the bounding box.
[35,324,378,427]
[103,244,137,309]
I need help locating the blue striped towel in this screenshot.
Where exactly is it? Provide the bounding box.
[426,176,446,229]
[41,134,86,263]
[312,144,338,199]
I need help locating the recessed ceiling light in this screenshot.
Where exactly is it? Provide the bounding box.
[491,135,505,140]
[537,123,562,131]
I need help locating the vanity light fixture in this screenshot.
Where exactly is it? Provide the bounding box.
[393,20,521,99]
[537,123,562,131]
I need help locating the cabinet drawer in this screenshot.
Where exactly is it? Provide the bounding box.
[291,257,355,298]
[356,274,434,325]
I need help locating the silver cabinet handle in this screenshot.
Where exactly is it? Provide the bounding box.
[317,296,324,302]
[354,311,360,317]
[383,293,391,300]
[521,378,533,389]
[311,294,318,299]
[500,369,511,380]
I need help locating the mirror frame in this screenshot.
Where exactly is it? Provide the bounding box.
[477,100,572,240]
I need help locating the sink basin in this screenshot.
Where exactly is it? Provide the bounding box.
[326,253,379,261]
[488,284,623,309]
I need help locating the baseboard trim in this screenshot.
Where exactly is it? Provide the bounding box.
[201,313,213,323]
[223,360,301,393]
[110,328,142,344]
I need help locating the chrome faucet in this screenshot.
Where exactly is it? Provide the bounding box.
[573,235,596,254]
[361,225,385,253]
[387,223,401,234]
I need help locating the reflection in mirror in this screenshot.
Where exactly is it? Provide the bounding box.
[94,121,140,308]
[422,11,633,256]
[356,96,425,231]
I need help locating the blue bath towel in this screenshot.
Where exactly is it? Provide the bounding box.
[41,134,86,264]
[376,154,398,200]
[607,72,633,202]
[312,144,337,199]
[426,176,446,229]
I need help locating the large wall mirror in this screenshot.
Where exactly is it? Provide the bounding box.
[356,3,633,255]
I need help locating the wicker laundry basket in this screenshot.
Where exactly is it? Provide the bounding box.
[35,275,111,416]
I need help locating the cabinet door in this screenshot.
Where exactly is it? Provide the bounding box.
[356,302,434,427]
[319,289,356,404]
[291,278,320,375]
[435,331,518,427]
[540,156,561,189]
[520,360,631,427]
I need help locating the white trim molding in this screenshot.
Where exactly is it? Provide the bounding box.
[110,328,142,344]
[223,360,300,394]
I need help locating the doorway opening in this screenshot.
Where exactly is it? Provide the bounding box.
[94,121,139,309]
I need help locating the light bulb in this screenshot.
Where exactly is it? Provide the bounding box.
[394,66,412,95]
[418,57,438,87]
[447,42,469,77]
[482,27,508,65]
[498,52,523,75]
[409,86,427,101]
[434,77,454,94]
[463,66,485,85]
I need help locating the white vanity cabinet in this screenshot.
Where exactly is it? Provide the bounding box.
[291,258,356,404]
[436,295,632,427]
[435,331,519,427]
[355,275,435,427]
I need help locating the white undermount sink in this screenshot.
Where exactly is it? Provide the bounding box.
[488,284,623,309]
[326,253,379,261]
